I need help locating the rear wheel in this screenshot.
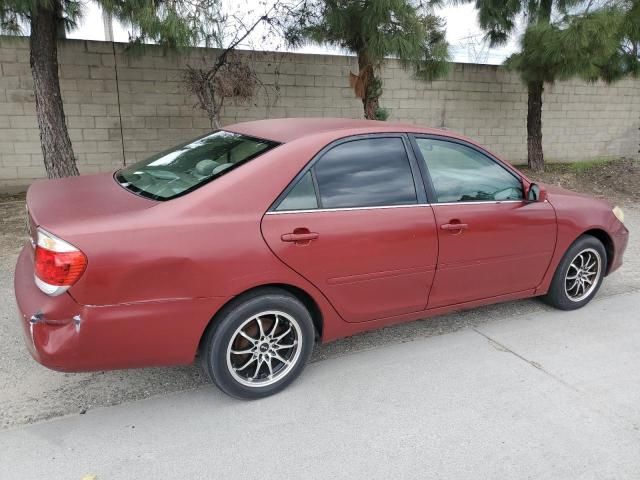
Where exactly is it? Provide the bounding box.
[542,235,606,310]
[200,289,315,399]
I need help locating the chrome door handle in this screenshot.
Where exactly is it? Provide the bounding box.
[440,223,468,231]
[281,232,319,242]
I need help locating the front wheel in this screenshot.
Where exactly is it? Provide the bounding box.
[200,289,315,399]
[542,235,606,310]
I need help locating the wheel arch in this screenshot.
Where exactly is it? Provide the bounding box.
[198,283,324,354]
[582,228,614,274]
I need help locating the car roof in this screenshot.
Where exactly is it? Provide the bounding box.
[224,117,466,144]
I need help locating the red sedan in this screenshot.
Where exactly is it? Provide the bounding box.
[14,118,629,398]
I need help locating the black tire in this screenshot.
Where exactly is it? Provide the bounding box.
[200,288,315,399]
[541,235,607,310]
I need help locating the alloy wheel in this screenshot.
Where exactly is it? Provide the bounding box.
[226,310,302,388]
[564,248,602,302]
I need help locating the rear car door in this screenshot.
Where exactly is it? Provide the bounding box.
[411,136,557,309]
[261,135,438,323]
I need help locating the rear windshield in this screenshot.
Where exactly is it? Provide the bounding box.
[115,130,278,200]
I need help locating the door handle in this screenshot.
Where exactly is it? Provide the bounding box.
[281,231,319,243]
[440,223,468,231]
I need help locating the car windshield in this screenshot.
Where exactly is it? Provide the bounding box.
[115,130,278,200]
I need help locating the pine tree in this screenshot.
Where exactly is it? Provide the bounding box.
[286,0,449,120]
[461,0,639,171]
[0,0,221,178]
[596,0,640,82]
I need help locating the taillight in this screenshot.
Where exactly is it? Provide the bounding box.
[34,228,87,296]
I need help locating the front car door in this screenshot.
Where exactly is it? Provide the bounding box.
[410,136,557,309]
[261,135,438,323]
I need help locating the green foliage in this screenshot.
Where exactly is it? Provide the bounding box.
[414,12,450,80]
[507,8,625,83]
[0,0,83,34]
[460,0,638,170]
[0,0,223,49]
[366,74,384,99]
[286,0,450,92]
[474,0,524,46]
[99,0,222,50]
[537,157,616,174]
[460,0,640,84]
[290,0,421,57]
[374,106,390,120]
[598,0,640,81]
[0,0,31,34]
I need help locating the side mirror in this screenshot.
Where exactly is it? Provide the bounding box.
[526,183,546,202]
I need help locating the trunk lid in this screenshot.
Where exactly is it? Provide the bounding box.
[26,173,156,237]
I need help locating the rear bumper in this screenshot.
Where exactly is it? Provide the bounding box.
[608,222,629,275]
[14,245,229,372]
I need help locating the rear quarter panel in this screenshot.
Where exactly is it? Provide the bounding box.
[61,134,349,342]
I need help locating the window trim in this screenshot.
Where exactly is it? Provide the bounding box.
[408,134,525,204]
[266,204,434,215]
[268,133,427,213]
[115,131,280,202]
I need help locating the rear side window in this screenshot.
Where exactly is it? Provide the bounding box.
[116,131,277,200]
[276,171,318,211]
[312,138,417,209]
[415,138,523,203]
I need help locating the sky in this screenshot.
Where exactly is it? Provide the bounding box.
[66,1,522,65]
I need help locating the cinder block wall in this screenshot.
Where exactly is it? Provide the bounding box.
[1,36,639,191]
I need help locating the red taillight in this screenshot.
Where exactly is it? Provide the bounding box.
[33,228,87,296]
[35,247,87,286]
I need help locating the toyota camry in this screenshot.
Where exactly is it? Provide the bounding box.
[14,118,629,399]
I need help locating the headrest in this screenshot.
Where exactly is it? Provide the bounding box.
[195,159,220,176]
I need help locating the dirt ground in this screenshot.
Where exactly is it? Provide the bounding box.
[0,196,25,256]
[521,157,639,207]
[0,159,637,429]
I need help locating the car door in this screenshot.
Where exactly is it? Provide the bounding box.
[411,136,557,309]
[261,135,438,323]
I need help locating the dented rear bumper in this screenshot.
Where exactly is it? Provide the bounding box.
[14,244,81,370]
[14,245,228,372]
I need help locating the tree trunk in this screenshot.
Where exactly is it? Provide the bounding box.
[527,80,544,172]
[523,0,551,172]
[363,95,379,120]
[209,110,222,130]
[356,51,380,120]
[30,1,79,178]
[203,87,221,130]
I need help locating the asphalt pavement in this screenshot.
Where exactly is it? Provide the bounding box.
[2,290,639,480]
[2,202,638,431]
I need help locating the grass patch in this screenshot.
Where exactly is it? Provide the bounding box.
[543,157,617,174]
[519,157,621,177]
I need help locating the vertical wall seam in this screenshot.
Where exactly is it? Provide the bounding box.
[111,41,126,166]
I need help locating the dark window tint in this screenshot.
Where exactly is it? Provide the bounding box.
[314,138,417,208]
[416,138,523,203]
[277,171,318,211]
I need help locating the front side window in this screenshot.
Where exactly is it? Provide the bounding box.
[312,138,417,209]
[416,138,523,203]
[116,131,277,200]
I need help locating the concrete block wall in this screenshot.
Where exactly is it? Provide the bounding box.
[0,36,639,191]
